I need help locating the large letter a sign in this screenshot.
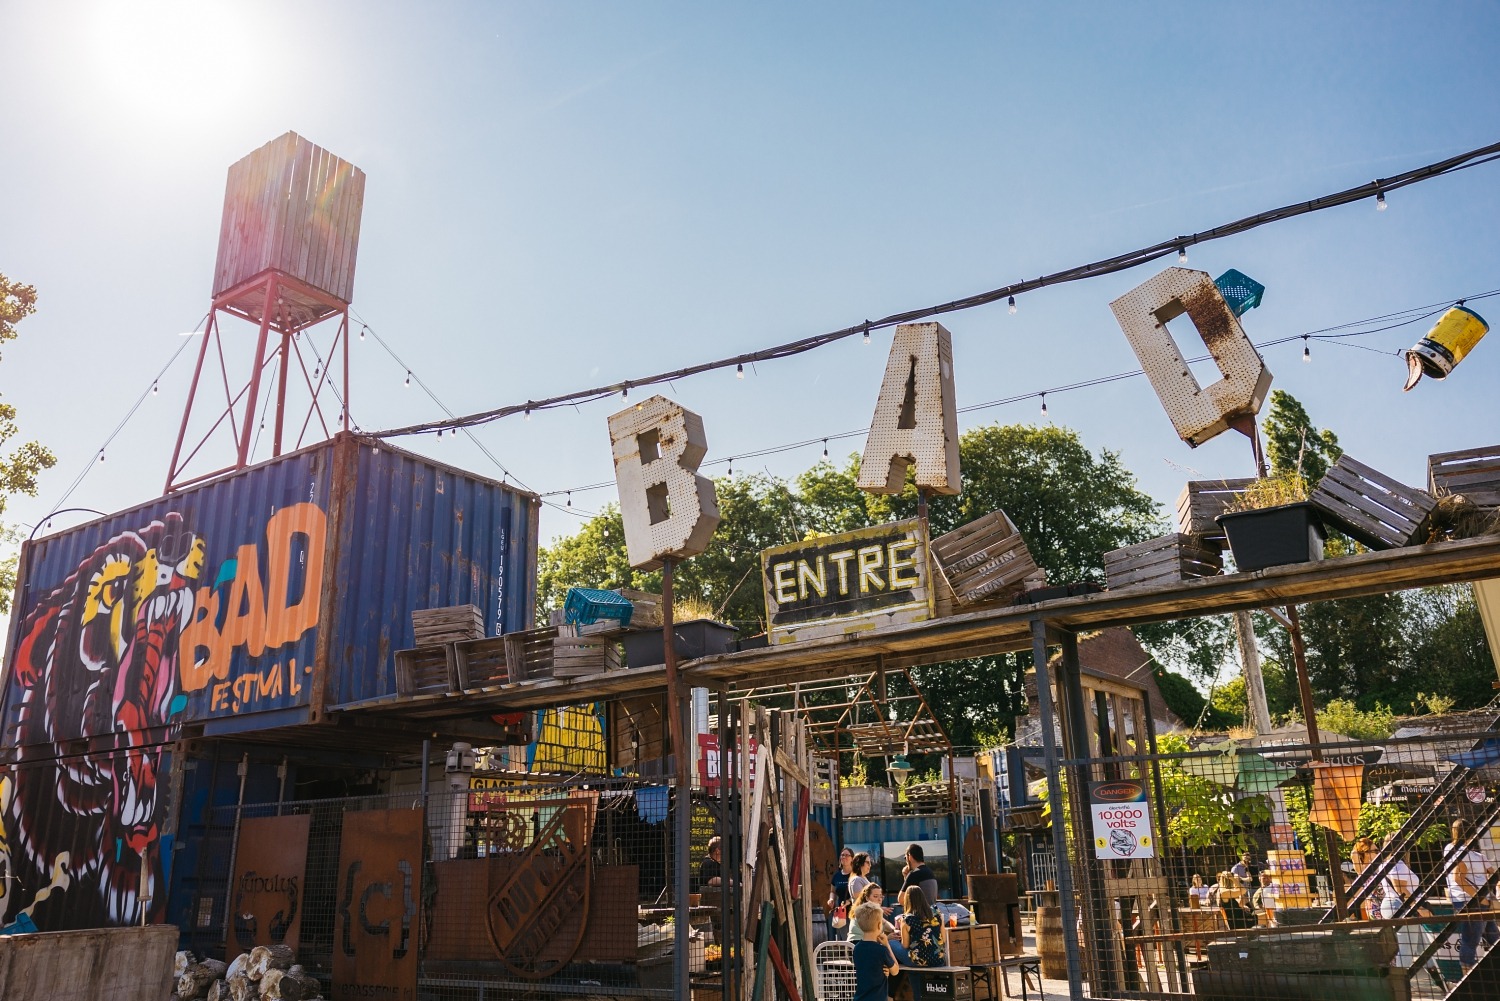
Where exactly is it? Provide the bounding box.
[609,396,721,570]
[857,322,961,495]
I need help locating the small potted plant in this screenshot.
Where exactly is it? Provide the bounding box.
[1215,473,1326,572]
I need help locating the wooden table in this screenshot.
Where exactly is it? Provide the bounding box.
[1177,906,1228,959]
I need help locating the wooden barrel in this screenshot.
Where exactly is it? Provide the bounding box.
[1037,904,1068,980]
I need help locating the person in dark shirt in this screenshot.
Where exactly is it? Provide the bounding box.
[698,836,723,890]
[900,844,940,906]
[852,902,896,1001]
[828,847,854,938]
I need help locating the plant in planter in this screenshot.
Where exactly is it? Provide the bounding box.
[1216,472,1327,572]
[621,595,739,667]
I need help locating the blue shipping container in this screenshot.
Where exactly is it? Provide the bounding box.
[0,434,536,931]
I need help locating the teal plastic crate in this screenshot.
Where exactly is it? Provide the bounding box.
[1215,269,1265,317]
[564,587,635,626]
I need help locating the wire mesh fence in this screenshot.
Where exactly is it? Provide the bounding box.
[183,776,741,1000]
[1040,725,1500,1000]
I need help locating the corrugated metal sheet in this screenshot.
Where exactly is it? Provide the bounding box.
[328,442,536,707]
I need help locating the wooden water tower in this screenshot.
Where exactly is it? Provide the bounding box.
[166,132,366,491]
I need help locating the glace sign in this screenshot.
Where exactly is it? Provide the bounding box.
[1089,779,1154,860]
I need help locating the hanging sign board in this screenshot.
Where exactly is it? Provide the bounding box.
[1089,779,1155,860]
[762,518,932,645]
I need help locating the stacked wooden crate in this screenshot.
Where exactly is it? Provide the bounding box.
[502,626,559,682]
[931,509,1040,609]
[1176,478,1255,537]
[453,637,508,688]
[1104,533,1223,591]
[1309,455,1437,549]
[1428,444,1500,508]
[411,605,484,645]
[552,627,624,679]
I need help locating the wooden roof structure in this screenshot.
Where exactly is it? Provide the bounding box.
[330,533,1500,720]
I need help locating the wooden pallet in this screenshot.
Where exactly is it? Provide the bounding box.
[552,634,624,678]
[452,637,508,689]
[394,645,456,696]
[1428,444,1500,508]
[502,626,561,682]
[1310,455,1436,550]
[1105,533,1223,590]
[411,605,484,646]
[931,509,1039,607]
[1176,478,1256,537]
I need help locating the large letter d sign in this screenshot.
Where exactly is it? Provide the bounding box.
[608,396,721,570]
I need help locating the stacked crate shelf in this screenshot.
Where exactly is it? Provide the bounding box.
[1264,848,1315,908]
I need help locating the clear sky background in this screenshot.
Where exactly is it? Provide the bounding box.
[4,2,1500,566]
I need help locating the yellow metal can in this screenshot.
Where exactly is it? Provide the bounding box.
[1404,305,1489,390]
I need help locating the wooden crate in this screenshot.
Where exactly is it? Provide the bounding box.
[452,637,508,689]
[394,646,456,696]
[502,626,560,682]
[1176,478,1255,537]
[944,924,1001,967]
[1428,444,1500,507]
[931,510,1039,607]
[552,634,623,678]
[1104,533,1222,590]
[412,605,484,646]
[613,588,665,629]
[1310,455,1436,550]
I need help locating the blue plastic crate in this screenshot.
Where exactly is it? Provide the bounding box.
[1215,269,1265,317]
[564,587,636,626]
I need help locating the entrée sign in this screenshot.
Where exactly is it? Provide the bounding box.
[762,519,932,644]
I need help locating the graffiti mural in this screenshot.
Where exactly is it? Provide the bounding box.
[1,502,326,929]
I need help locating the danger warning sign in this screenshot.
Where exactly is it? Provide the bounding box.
[1089,779,1154,860]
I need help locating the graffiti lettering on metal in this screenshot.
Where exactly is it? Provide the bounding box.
[762,519,932,645]
[332,808,423,1001]
[487,797,599,979]
[858,322,961,495]
[1088,779,1154,860]
[1109,267,1272,447]
[608,395,721,570]
[227,814,311,955]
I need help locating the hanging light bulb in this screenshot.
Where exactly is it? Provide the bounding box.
[863,322,871,345]
[152,381,159,396]
[98,451,105,463]
[1376,188,1387,211]
[313,365,320,380]
[1177,246,1188,263]
[736,363,744,380]
[1302,335,1311,363]
[437,429,444,440]
[1040,393,1048,418]
[566,492,572,508]
[1008,295,1017,315]
[823,439,829,459]
[404,371,411,387]
[622,384,629,401]
[726,459,733,477]
[524,407,531,421]
[359,325,367,341]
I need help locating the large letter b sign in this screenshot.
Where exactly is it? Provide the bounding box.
[609,396,721,570]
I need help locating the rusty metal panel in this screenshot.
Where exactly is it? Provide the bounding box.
[858,322,961,495]
[213,132,366,304]
[227,813,311,955]
[762,518,932,645]
[1109,267,1272,447]
[608,395,720,570]
[328,440,537,707]
[332,808,423,1001]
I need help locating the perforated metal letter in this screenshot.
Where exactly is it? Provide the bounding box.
[1109,267,1272,447]
[609,395,721,570]
[857,322,961,494]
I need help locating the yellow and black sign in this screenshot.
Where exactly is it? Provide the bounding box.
[762,519,932,644]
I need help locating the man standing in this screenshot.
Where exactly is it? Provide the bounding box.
[699,836,724,890]
[901,845,940,906]
[1230,852,1258,897]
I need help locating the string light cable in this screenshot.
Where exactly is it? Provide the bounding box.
[372,139,1500,440]
[41,316,206,520]
[534,288,1500,502]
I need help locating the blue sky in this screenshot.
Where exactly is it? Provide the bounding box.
[4,2,1500,560]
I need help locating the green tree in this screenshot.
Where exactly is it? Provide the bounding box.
[1156,733,1271,851]
[1263,389,1342,486]
[0,274,58,613]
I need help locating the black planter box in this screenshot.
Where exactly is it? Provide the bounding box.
[1216,502,1326,572]
[622,619,738,668]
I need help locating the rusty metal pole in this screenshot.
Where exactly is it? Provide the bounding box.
[663,559,691,1000]
[1285,603,1349,919]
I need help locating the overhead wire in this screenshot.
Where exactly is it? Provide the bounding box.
[371,138,1500,440]
[534,288,1500,501]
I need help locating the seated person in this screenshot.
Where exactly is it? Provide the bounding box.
[1252,872,1279,924]
[852,902,898,1001]
[1220,874,1256,930]
[890,886,946,968]
[1187,873,1214,908]
[698,836,724,890]
[900,844,941,907]
[848,883,895,942]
